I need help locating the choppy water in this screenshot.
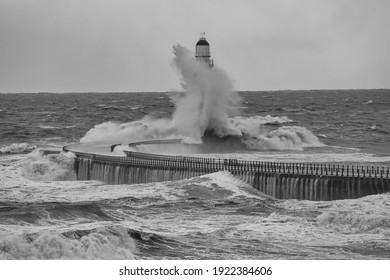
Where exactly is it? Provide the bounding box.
[0,90,390,259]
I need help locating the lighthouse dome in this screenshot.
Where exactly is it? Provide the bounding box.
[196,39,209,46]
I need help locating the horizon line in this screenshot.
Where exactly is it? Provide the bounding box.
[1,88,389,94]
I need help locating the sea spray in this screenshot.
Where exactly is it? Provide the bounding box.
[81,44,241,144]
[80,44,323,151]
[21,150,76,181]
[242,126,325,150]
[0,143,37,154]
[169,44,241,140]
[81,117,174,144]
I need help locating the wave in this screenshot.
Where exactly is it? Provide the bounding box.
[0,143,37,155]
[369,125,389,135]
[167,171,266,201]
[227,115,293,127]
[100,105,123,111]
[96,104,144,111]
[81,116,321,151]
[126,228,189,259]
[20,150,76,181]
[129,105,144,110]
[0,225,136,259]
[39,125,76,130]
[80,117,174,144]
[316,211,390,234]
[39,125,61,130]
[80,45,322,152]
[39,137,66,142]
[1,163,264,203]
[275,107,309,113]
[1,200,113,221]
[315,193,390,234]
[240,125,324,151]
[94,171,266,203]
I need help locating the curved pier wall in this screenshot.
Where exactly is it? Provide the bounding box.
[72,152,390,201]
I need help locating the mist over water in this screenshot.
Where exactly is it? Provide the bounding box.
[81,45,323,151]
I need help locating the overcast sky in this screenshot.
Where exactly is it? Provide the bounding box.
[0,0,389,93]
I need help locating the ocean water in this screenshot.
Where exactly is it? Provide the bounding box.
[1,89,390,260]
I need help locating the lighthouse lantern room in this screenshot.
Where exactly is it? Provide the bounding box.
[195,33,214,68]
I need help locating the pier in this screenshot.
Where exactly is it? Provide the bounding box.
[63,140,390,201]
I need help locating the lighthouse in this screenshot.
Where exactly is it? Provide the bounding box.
[195,33,214,68]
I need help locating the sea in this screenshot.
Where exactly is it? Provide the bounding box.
[0,89,389,260]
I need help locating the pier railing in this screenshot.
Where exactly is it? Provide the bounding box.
[122,151,389,178]
[63,141,390,200]
[63,144,390,179]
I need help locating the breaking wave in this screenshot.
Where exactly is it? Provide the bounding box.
[242,126,324,150]
[0,225,136,260]
[81,44,323,151]
[21,150,76,181]
[0,143,37,155]
[316,211,390,234]
[315,194,390,234]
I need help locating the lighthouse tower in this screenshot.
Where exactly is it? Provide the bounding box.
[195,33,214,68]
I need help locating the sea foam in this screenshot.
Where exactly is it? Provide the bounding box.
[0,143,37,155]
[21,150,76,181]
[0,225,136,260]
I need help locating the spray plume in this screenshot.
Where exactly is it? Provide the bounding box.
[170,45,241,140]
[82,44,240,143]
[81,44,323,151]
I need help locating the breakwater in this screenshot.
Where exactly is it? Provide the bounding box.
[63,142,390,201]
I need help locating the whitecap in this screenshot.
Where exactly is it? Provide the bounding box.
[0,143,36,154]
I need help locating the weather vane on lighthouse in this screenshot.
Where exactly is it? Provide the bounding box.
[195,32,214,68]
